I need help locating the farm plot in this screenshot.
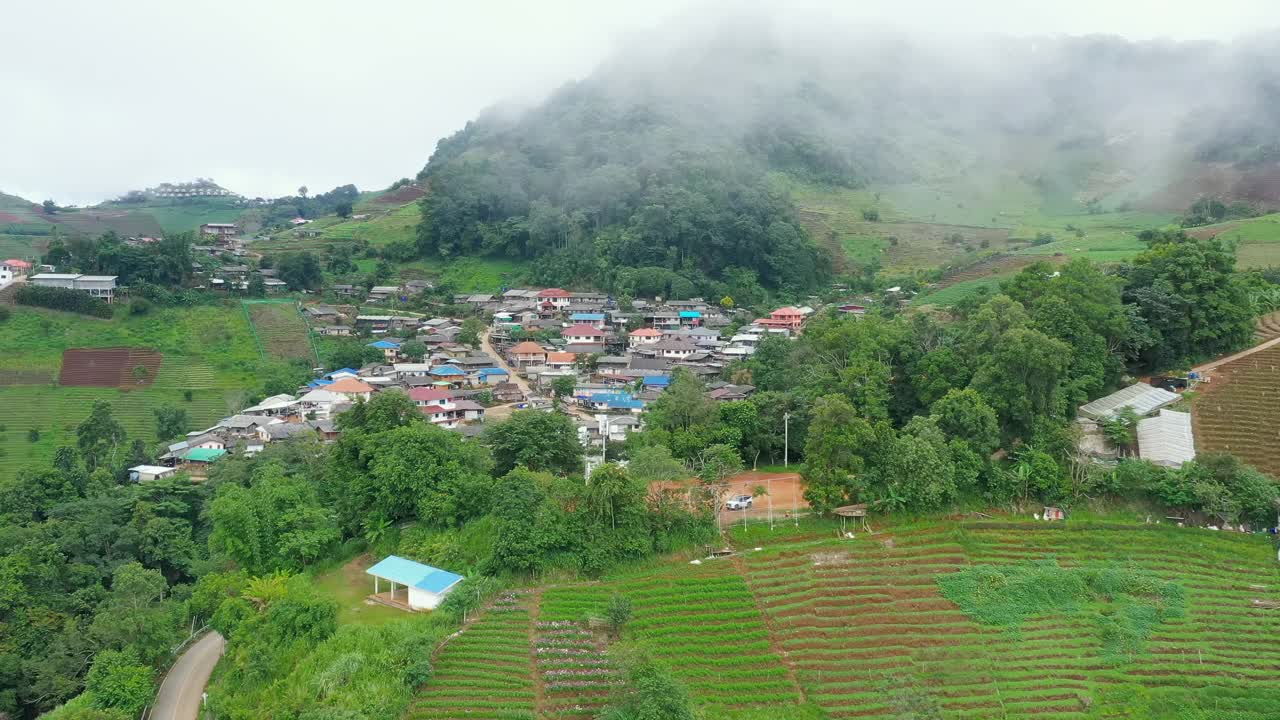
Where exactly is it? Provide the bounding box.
[1192,342,1280,477]
[407,590,536,720]
[541,558,803,717]
[737,521,1280,719]
[1252,311,1280,343]
[245,301,316,363]
[531,609,618,718]
[59,347,163,388]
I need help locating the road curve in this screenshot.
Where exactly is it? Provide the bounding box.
[149,631,225,720]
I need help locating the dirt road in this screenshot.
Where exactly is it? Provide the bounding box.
[479,329,532,395]
[149,631,224,720]
[1193,334,1280,375]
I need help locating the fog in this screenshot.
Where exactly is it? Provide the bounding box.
[1,0,1276,205]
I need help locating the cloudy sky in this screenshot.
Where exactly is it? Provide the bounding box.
[2,0,1275,205]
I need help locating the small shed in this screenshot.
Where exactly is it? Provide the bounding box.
[366,555,464,611]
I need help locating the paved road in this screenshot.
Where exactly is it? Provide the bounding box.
[149,631,225,720]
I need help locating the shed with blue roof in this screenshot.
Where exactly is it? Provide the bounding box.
[366,340,401,350]
[366,555,464,610]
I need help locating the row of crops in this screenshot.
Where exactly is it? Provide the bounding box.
[737,522,1280,719]
[1194,342,1280,477]
[245,301,316,363]
[407,591,537,720]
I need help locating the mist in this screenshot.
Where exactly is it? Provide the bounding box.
[2,0,1277,205]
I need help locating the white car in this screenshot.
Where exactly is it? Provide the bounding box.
[725,494,753,510]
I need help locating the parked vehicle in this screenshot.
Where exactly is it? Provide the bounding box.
[725,494,753,510]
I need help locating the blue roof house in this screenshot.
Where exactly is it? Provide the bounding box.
[366,555,464,611]
[366,340,401,350]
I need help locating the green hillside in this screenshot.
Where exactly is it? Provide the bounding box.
[0,305,262,481]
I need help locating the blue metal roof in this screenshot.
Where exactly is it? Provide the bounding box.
[607,399,646,409]
[366,555,464,594]
[571,312,605,321]
[306,378,334,388]
[642,375,671,387]
[326,367,359,379]
[679,311,702,318]
[367,340,400,349]
[431,365,464,376]
[477,367,510,375]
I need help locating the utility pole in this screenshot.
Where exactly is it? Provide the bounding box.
[783,412,790,467]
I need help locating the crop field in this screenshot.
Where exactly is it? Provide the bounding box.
[416,518,1280,720]
[1192,342,1280,477]
[58,348,163,388]
[244,301,316,363]
[0,385,233,478]
[408,590,537,720]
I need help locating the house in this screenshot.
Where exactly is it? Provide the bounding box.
[199,222,237,239]
[241,394,300,417]
[754,306,805,332]
[368,285,402,303]
[707,383,756,401]
[1137,410,1197,468]
[586,392,645,413]
[679,310,702,327]
[546,352,577,370]
[367,339,402,362]
[536,288,572,309]
[214,414,279,437]
[304,305,340,321]
[180,447,227,471]
[595,356,630,372]
[366,555,464,611]
[404,279,432,294]
[129,465,178,482]
[475,367,510,385]
[1,259,31,285]
[356,315,392,334]
[629,328,663,348]
[326,376,375,402]
[298,388,348,418]
[29,273,118,303]
[263,278,288,294]
[647,311,682,331]
[492,382,524,403]
[563,324,605,344]
[257,423,316,444]
[430,364,466,383]
[393,363,434,378]
[318,325,352,336]
[509,341,547,368]
[570,312,607,329]
[409,387,454,407]
[333,284,358,297]
[290,217,309,226]
[650,338,697,359]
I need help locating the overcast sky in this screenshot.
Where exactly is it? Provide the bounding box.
[2,0,1275,205]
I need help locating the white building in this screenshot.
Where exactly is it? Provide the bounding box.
[1137,410,1197,468]
[366,555,464,611]
[29,273,118,303]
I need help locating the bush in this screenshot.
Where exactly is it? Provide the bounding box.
[0,306,10,322]
[15,285,113,318]
[862,208,880,222]
[127,297,152,315]
[27,428,39,442]
[604,593,633,638]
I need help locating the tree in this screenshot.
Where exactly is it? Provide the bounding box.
[604,593,633,639]
[335,201,353,218]
[930,388,999,456]
[458,317,485,348]
[209,463,340,573]
[42,199,58,214]
[276,252,324,290]
[801,395,887,512]
[602,654,696,720]
[77,400,126,471]
[153,405,189,442]
[247,274,266,297]
[399,340,427,362]
[969,324,1071,437]
[84,649,152,717]
[551,376,576,401]
[484,410,583,477]
[298,185,309,199]
[625,445,687,484]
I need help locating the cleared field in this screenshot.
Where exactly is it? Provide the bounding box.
[1193,342,1280,477]
[245,301,316,363]
[408,590,537,720]
[59,348,163,388]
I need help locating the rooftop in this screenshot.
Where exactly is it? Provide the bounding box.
[366,555,464,593]
[1078,383,1180,420]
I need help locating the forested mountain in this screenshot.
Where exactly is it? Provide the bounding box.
[416,16,1280,294]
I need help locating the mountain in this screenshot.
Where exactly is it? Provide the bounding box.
[414,17,1280,295]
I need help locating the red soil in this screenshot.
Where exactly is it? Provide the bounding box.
[59,348,163,389]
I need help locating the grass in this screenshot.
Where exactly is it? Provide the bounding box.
[415,515,1280,720]
[0,305,261,482]
[244,301,316,363]
[311,554,412,627]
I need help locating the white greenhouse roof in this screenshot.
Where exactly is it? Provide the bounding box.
[1137,410,1196,469]
[1078,383,1179,420]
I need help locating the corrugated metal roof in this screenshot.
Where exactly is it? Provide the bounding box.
[366,555,464,593]
[1137,410,1196,468]
[1078,383,1179,419]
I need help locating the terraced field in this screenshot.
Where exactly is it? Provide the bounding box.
[245,301,316,362]
[1193,341,1280,476]
[1253,310,1280,343]
[414,519,1280,720]
[408,590,536,720]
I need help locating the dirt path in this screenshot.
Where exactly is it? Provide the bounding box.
[479,328,532,396]
[527,587,547,716]
[1192,334,1280,375]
